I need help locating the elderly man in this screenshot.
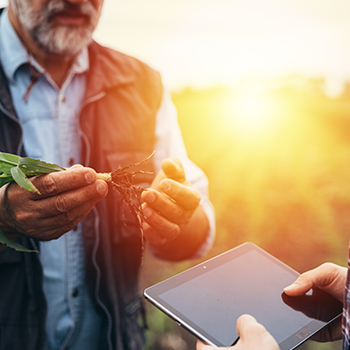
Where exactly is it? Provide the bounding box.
[0,0,215,349]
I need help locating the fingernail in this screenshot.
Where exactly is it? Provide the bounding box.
[85,171,94,184]
[160,181,171,192]
[97,182,107,194]
[144,191,156,203]
[284,284,298,292]
[143,207,152,219]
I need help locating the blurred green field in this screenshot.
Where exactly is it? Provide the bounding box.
[141,77,350,350]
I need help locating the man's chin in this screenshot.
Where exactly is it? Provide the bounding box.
[36,28,92,57]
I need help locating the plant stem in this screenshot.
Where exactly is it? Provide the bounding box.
[96,173,112,182]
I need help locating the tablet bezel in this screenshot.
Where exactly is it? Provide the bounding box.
[144,242,342,349]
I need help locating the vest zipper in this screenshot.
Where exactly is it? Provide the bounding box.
[0,100,24,155]
[79,91,113,350]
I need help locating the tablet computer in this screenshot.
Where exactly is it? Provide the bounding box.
[144,242,343,349]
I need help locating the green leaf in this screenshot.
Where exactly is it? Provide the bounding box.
[0,175,14,187]
[11,166,40,194]
[19,157,65,175]
[0,152,20,164]
[0,152,20,173]
[0,228,38,253]
[0,153,67,254]
[0,152,65,180]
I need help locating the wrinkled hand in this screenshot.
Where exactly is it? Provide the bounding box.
[284,263,346,342]
[0,166,108,241]
[141,158,201,246]
[196,314,279,350]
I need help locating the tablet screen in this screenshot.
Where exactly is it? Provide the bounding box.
[144,243,343,349]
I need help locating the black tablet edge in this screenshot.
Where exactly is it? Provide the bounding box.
[145,242,271,295]
[143,291,221,347]
[279,313,342,350]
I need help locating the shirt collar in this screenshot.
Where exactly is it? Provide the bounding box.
[0,8,89,85]
[0,8,29,84]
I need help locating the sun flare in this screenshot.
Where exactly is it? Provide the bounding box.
[235,93,272,126]
[224,83,281,139]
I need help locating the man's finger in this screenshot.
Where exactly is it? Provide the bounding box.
[28,199,104,240]
[284,263,346,298]
[142,203,180,240]
[31,167,97,198]
[283,274,314,296]
[30,180,107,217]
[236,314,259,336]
[141,189,193,224]
[159,179,201,210]
[236,314,279,350]
[161,158,186,183]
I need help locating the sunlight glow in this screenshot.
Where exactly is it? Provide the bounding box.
[95,0,350,92]
[225,83,280,138]
[234,93,272,128]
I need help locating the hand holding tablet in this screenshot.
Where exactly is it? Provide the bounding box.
[196,314,280,350]
[144,243,343,350]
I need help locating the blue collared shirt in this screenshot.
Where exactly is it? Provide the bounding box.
[0,9,103,350]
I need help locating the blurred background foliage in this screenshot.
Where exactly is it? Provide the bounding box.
[141,75,350,350]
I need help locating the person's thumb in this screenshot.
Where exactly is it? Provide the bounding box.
[161,158,186,183]
[284,274,313,296]
[284,263,346,299]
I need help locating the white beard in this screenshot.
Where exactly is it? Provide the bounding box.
[13,0,100,57]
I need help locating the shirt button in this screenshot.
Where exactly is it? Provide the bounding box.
[72,288,79,298]
[60,95,66,103]
[67,157,75,166]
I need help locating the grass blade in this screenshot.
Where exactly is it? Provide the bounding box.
[0,152,20,173]
[0,175,14,187]
[19,157,65,174]
[0,152,20,165]
[0,152,66,254]
[0,228,38,253]
[11,166,40,194]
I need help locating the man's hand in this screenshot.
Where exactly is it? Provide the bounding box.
[141,158,208,260]
[284,263,347,301]
[141,158,200,245]
[196,314,279,350]
[283,262,346,342]
[0,166,108,242]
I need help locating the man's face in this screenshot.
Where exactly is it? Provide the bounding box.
[12,0,103,57]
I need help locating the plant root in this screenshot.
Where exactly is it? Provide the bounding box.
[96,151,155,262]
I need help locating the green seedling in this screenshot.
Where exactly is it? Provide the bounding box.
[0,152,153,253]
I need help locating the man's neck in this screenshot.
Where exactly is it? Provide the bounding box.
[8,4,74,88]
[33,54,74,88]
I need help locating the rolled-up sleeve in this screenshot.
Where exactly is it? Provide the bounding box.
[154,87,216,258]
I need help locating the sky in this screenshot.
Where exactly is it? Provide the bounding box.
[92,0,350,95]
[1,0,349,94]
